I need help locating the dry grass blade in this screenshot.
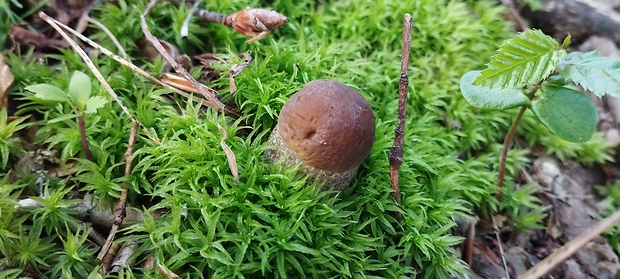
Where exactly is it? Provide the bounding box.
[141,0,224,110]
[217,124,239,185]
[518,208,620,278]
[38,12,161,145]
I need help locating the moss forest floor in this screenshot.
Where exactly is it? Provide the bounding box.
[3,0,620,278]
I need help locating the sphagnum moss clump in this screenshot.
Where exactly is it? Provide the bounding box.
[1,0,613,278]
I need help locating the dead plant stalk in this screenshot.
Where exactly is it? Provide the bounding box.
[388,14,413,222]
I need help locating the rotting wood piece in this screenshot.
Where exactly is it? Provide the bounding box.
[520,0,620,44]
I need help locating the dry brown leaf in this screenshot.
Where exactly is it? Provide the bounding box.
[0,54,14,110]
[160,73,215,95]
[218,124,239,185]
[8,23,67,51]
[157,264,181,279]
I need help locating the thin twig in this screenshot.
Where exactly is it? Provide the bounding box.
[518,208,620,279]
[495,83,540,199]
[38,12,161,145]
[500,0,529,32]
[492,216,510,279]
[97,120,139,268]
[388,14,413,222]
[141,0,224,110]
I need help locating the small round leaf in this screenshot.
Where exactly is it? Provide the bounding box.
[68,71,92,111]
[460,71,529,110]
[530,85,597,143]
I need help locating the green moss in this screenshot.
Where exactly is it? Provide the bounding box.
[2,0,614,278]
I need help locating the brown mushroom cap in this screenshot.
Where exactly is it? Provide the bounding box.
[276,79,375,173]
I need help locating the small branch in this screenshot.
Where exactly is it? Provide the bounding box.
[500,0,529,32]
[141,0,224,110]
[110,241,138,273]
[195,8,288,44]
[38,12,161,145]
[518,208,620,279]
[388,14,413,222]
[97,121,139,269]
[492,216,510,279]
[495,83,540,199]
[77,115,93,161]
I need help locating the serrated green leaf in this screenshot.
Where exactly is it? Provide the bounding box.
[25,84,69,102]
[531,85,597,143]
[84,96,108,114]
[68,71,92,111]
[556,51,620,97]
[460,71,529,110]
[474,29,565,88]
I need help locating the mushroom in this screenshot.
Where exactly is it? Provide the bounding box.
[265,79,376,190]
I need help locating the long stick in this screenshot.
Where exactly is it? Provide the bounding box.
[98,121,139,272]
[388,14,413,222]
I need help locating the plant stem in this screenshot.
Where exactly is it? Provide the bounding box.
[78,115,93,161]
[495,83,540,199]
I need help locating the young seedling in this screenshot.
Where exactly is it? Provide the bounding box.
[0,108,28,168]
[460,29,620,197]
[25,71,108,161]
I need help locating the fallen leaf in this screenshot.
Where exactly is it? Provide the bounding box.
[157,264,181,279]
[9,23,67,51]
[0,54,13,110]
[218,124,239,185]
[160,73,216,95]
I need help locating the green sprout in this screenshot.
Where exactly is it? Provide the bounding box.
[25,71,108,161]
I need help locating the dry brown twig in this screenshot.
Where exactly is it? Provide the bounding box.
[97,120,139,273]
[38,12,161,145]
[388,14,413,222]
[141,0,224,110]
[195,8,288,44]
[500,0,529,32]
